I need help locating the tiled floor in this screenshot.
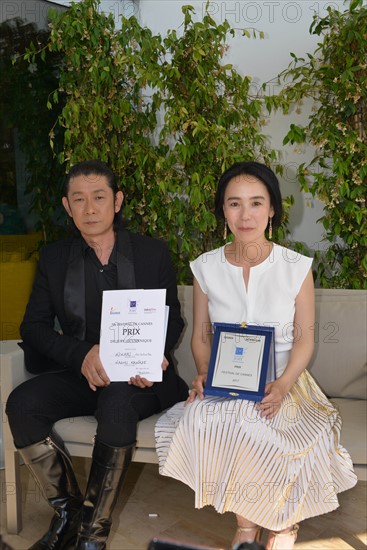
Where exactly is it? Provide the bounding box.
[1,459,366,550]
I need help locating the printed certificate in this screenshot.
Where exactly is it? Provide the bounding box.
[99,289,168,382]
[205,323,276,401]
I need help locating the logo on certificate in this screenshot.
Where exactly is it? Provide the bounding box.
[128,299,139,313]
[233,346,245,362]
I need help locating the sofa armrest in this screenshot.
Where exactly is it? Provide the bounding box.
[1,340,33,391]
[1,341,34,452]
[0,340,35,533]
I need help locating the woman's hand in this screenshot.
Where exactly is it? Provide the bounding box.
[128,375,154,388]
[256,377,291,419]
[128,356,169,388]
[186,373,207,404]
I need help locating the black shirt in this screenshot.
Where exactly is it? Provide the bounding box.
[83,240,118,344]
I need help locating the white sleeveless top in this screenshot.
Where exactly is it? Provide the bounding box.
[190,243,313,361]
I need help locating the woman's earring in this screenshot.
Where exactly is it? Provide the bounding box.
[268,217,273,240]
[223,219,228,241]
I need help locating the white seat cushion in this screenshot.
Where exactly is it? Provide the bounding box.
[55,411,165,449]
[331,398,367,464]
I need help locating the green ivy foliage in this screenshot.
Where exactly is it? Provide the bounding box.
[6,0,301,282]
[268,0,367,289]
[40,0,285,283]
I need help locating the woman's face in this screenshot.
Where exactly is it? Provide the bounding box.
[222,174,274,244]
[62,173,123,242]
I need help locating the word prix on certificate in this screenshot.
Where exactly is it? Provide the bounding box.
[99,289,168,382]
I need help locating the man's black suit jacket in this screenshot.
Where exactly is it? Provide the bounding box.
[20,229,188,410]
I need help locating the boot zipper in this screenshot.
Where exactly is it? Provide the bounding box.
[45,436,70,463]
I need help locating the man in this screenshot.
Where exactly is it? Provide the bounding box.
[6,160,188,550]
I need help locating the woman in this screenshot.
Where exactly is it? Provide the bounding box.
[155,161,357,550]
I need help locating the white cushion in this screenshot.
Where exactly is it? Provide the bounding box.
[309,289,367,399]
[55,412,164,449]
[331,398,367,464]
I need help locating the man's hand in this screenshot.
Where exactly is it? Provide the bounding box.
[81,345,110,391]
[128,356,169,388]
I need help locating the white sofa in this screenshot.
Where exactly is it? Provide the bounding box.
[1,286,366,534]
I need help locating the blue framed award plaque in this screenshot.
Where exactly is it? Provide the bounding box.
[205,322,276,401]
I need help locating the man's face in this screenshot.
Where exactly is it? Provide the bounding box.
[62,173,123,241]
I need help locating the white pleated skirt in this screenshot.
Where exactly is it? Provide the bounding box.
[155,370,357,530]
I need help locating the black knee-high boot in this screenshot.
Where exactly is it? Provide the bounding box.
[75,439,135,550]
[19,430,83,550]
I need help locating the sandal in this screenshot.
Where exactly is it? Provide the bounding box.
[267,524,299,550]
[233,525,263,547]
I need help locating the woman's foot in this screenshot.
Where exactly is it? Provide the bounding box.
[232,521,262,547]
[266,524,299,550]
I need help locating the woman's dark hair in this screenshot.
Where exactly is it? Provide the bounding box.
[64,160,125,229]
[214,161,283,229]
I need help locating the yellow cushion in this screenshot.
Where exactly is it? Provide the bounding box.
[0,233,42,261]
[1,251,31,262]
[0,260,37,340]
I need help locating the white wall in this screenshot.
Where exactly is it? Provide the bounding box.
[6,0,139,23]
[0,0,67,27]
